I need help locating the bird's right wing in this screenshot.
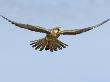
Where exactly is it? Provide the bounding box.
[0,15,50,33]
[61,19,110,35]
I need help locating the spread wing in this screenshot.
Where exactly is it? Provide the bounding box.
[0,15,50,33]
[61,19,110,35]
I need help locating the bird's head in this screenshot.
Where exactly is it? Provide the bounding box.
[50,27,63,37]
[53,27,62,33]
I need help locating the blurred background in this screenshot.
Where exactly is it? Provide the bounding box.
[0,0,110,82]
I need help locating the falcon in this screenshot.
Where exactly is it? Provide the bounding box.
[0,15,109,52]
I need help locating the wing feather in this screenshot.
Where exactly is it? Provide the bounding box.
[0,15,50,33]
[61,19,110,35]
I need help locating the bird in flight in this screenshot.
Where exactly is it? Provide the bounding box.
[0,15,109,52]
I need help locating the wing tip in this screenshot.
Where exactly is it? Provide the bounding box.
[0,15,16,25]
[0,15,7,20]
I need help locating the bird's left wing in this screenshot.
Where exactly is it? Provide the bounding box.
[61,19,110,35]
[0,15,50,33]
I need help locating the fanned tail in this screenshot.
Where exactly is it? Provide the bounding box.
[30,38,68,52]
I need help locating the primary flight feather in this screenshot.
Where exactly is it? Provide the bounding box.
[0,15,109,52]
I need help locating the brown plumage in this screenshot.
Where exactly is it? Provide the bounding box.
[0,15,109,52]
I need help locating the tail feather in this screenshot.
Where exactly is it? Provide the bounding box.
[30,38,68,52]
[31,40,40,48]
[39,45,45,51]
[50,40,59,52]
[53,43,58,51]
[35,45,41,50]
[39,39,46,51]
[57,40,68,47]
[55,42,62,50]
[57,41,66,48]
[57,45,62,50]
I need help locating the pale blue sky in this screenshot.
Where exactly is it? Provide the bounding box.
[0,0,110,82]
